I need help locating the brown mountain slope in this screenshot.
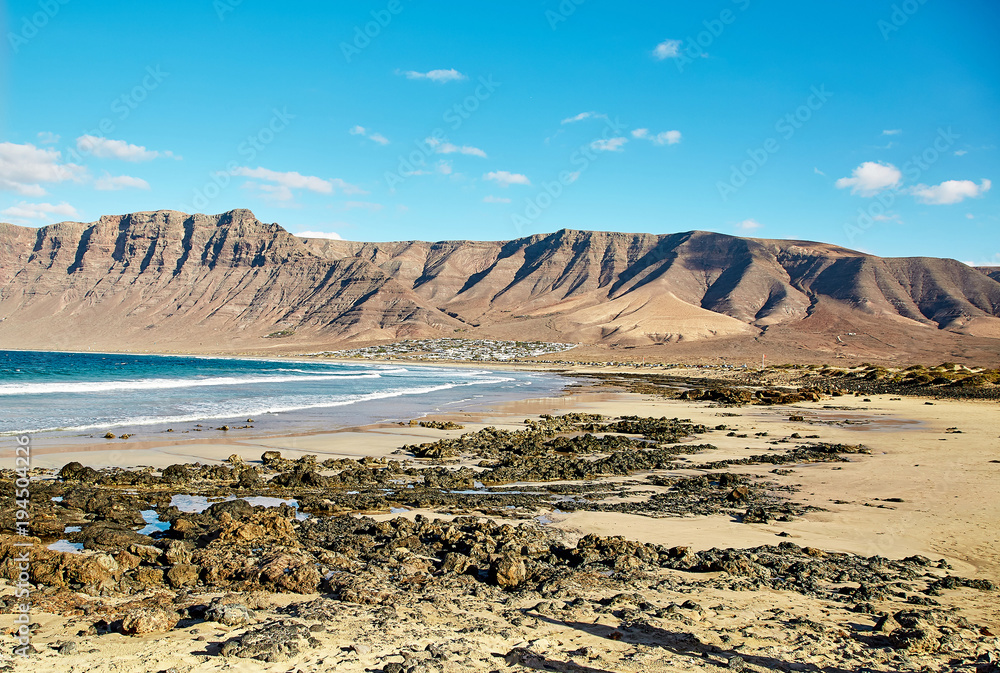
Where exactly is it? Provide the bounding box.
[0,210,462,351]
[1,209,998,361]
[304,228,1000,341]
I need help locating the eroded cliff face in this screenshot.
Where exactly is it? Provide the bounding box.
[0,210,462,351]
[1,209,999,352]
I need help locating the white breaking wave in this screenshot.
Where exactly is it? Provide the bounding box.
[0,372,383,396]
[6,376,516,434]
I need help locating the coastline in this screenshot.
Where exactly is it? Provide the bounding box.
[4,359,1000,671]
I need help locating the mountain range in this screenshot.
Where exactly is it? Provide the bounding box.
[1,209,998,364]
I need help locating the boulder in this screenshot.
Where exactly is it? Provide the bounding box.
[120,608,179,635]
[491,553,527,588]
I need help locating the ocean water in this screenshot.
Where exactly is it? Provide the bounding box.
[0,350,566,440]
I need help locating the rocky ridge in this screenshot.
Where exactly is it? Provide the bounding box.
[2,209,1000,354]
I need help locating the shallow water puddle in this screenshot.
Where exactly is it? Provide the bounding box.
[48,540,84,554]
[139,509,171,535]
[168,494,309,520]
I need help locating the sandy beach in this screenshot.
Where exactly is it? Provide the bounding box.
[3,369,999,672]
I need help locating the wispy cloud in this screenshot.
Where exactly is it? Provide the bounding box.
[76,135,178,162]
[631,128,681,145]
[735,218,762,232]
[236,167,364,206]
[0,142,85,196]
[294,230,343,240]
[881,129,902,136]
[590,137,628,152]
[652,39,682,60]
[483,195,511,203]
[835,161,902,196]
[399,68,466,83]
[94,173,150,191]
[910,179,991,205]
[426,137,487,158]
[1,200,79,222]
[561,111,606,124]
[484,171,530,187]
[36,131,60,145]
[350,125,390,145]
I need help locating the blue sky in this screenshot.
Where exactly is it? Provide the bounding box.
[1,1,997,263]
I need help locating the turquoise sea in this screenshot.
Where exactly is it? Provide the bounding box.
[0,350,565,440]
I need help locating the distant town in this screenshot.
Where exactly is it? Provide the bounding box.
[313,338,578,362]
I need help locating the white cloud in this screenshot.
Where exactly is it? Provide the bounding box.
[436,161,453,175]
[590,137,628,152]
[652,130,682,145]
[350,125,390,145]
[1,201,79,222]
[966,213,975,220]
[735,218,762,232]
[631,128,681,146]
[0,142,86,196]
[233,167,365,195]
[954,150,968,156]
[562,111,606,124]
[835,161,902,196]
[294,230,343,240]
[881,129,902,136]
[814,167,826,176]
[94,173,151,191]
[425,137,487,158]
[36,131,60,145]
[653,39,682,60]
[483,195,511,204]
[75,135,177,162]
[400,68,466,83]
[910,179,991,205]
[344,200,383,212]
[564,171,581,184]
[484,171,531,187]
